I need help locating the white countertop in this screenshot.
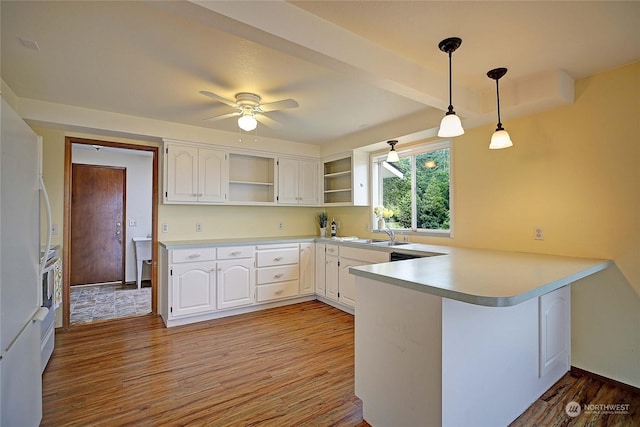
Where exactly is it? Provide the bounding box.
[159,235,316,250]
[350,246,612,307]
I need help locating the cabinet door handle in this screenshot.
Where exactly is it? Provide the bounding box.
[188,254,201,259]
[274,273,283,278]
[274,256,283,261]
[275,289,284,295]
[231,251,241,256]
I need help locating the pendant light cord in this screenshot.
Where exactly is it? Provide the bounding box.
[495,79,503,130]
[447,51,454,114]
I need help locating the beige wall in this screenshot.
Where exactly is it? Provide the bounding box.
[331,62,640,387]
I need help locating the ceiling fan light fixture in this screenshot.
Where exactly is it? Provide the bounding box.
[238,112,257,132]
[386,140,400,163]
[487,67,513,149]
[437,37,464,138]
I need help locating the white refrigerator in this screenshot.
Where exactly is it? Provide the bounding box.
[0,95,46,426]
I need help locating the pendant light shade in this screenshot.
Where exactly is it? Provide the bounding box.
[487,67,513,149]
[238,111,257,132]
[386,140,399,163]
[437,37,464,138]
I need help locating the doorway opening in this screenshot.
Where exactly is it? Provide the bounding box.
[63,137,158,328]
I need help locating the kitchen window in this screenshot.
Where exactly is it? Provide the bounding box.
[372,141,452,237]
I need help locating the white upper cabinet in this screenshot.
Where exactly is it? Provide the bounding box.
[277,158,319,205]
[164,142,228,204]
[199,148,229,203]
[322,150,369,206]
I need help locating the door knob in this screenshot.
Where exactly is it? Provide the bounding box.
[116,221,121,227]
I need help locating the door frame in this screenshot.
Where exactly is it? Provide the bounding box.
[63,137,159,329]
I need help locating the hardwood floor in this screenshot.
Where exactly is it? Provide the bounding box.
[43,301,369,426]
[43,300,638,426]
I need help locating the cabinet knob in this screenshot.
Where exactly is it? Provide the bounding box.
[274,256,283,261]
[188,254,201,259]
[275,290,284,295]
[231,251,241,256]
[274,273,283,278]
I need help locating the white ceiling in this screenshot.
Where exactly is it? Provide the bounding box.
[2,1,639,147]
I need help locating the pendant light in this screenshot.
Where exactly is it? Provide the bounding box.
[386,140,399,162]
[487,67,513,149]
[437,37,464,138]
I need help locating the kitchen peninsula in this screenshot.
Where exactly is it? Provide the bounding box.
[350,248,612,427]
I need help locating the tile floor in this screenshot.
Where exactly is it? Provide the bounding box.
[70,282,151,325]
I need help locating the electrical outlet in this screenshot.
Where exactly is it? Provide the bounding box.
[534,226,544,240]
[196,223,202,232]
[278,221,284,230]
[162,223,169,233]
[51,223,58,235]
[129,218,137,227]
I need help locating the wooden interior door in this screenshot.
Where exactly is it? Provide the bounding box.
[71,164,126,286]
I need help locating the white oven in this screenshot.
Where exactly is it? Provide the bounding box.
[40,246,59,372]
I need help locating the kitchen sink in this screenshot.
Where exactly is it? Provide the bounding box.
[369,240,410,246]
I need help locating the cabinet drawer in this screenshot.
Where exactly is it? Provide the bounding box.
[171,247,216,263]
[256,280,299,302]
[256,247,299,267]
[325,244,339,256]
[217,245,254,260]
[257,264,299,285]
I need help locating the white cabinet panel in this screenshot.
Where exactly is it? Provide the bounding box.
[256,280,299,302]
[325,254,339,302]
[278,158,319,205]
[171,247,217,263]
[199,148,228,203]
[299,243,315,295]
[315,243,326,296]
[256,264,299,285]
[165,143,228,204]
[217,245,254,260]
[171,261,216,317]
[256,247,299,267]
[338,257,370,308]
[166,144,198,202]
[217,259,255,310]
[539,285,570,377]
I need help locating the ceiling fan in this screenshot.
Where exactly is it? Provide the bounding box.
[199,90,299,131]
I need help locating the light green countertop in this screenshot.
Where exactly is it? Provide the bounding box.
[350,247,612,307]
[159,236,612,307]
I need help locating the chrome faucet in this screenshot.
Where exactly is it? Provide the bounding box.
[383,227,395,242]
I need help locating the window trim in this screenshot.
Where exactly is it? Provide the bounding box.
[371,140,453,238]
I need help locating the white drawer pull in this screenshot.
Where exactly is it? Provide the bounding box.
[275,289,284,295]
[274,273,283,278]
[188,254,201,259]
[274,256,283,261]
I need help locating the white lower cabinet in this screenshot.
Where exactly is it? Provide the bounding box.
[217,259,255,310]
[325,253,339,302]
[256,243,300,303]
[315,243,326,296]
[322,244,388,309]
[299,242,315,295]
[171,261,217,318]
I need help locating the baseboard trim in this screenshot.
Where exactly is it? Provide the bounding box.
[570,366,640,394]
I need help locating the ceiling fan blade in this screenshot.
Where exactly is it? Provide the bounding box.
[255,114,283,129]
[259,98,299,112]
[203,111,240,122]
[199,90,237,108]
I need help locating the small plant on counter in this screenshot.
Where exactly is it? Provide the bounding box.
[374,205,394,220]
[316,211,328,228]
